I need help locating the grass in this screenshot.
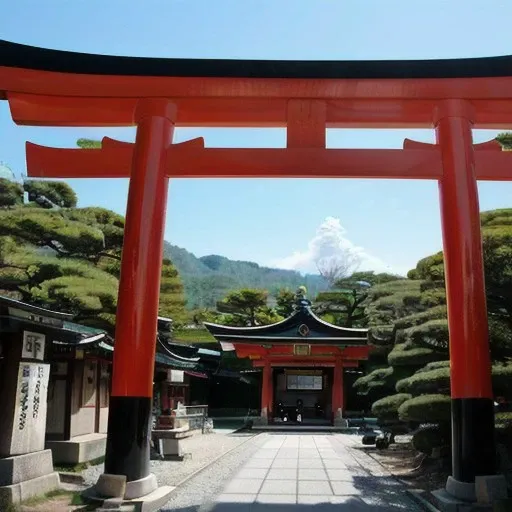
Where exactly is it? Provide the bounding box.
[3,489,94,512]
[54,455,105,474]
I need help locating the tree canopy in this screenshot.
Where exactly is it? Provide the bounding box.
[355,208,512,452]
[214,288,282,326]
[314,271,403,328]
[0,175,187,333]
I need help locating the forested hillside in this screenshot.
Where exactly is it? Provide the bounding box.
[164,242,328,309]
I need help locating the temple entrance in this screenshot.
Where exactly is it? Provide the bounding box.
[205,289,370,427]
[273,368,332,424]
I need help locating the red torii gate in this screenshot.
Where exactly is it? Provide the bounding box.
[2,40,512,504]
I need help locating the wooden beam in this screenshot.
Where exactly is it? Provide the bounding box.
[26,143,444,180]
[286,100,326,148]
[404,138,512,181]
[8,93,512,129]
[5,66,512,102]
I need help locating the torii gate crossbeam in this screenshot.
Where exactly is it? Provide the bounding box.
[1,39,511,506]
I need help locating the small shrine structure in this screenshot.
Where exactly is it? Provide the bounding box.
[204,288,370,425]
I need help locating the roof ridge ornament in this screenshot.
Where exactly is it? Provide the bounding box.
[294,286,312,311]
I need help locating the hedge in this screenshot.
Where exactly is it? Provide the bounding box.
[495,412,512,429]
[367,280,422,301]
[417,360,450,373]
[372,393,412,420]
[491,363,512,398]
[394,305,447,330]
[412,425,450,456]
[354,367,394,389]
[396,366,450,395]
[387,342,442,367]
[398,394,451,423]
[412,252,444,281]
[420,288,447,307]
[392,362,512,398]
[404,319,449,352]
[368,325,395,345]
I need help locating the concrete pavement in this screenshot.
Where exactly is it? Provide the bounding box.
[210,434,422,511]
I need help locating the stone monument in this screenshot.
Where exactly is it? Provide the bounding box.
[0,329,60,507]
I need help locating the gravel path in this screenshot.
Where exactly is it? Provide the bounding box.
[82,431,257,488]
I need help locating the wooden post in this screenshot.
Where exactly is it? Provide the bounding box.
[260,359,272,423]
[435,99,495,484]
[332,357,344,425]
[104,99,175,483]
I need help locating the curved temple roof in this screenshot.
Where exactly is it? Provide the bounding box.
[1,40,512,79]
[204,301,368,346]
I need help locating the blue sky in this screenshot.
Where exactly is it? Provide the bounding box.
[2,0,512,276]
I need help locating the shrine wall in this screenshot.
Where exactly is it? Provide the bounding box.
[46,378,67,436]
[70,360,96,437]
[98,371,109,433]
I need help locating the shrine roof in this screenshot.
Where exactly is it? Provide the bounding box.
[203,296,368,346]
[0,295,110,346]
[0,295,73,322]
[155,337,221,373]
[1,40,512,80]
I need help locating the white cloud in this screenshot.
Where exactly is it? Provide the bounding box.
[270,217,400,275]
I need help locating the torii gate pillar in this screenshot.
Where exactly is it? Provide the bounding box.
[98,99,175,500]
[436,100,496,499]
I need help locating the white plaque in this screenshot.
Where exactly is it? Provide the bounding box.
[11,363,50,455]
[167,370,184,383]
[22,331,46,361]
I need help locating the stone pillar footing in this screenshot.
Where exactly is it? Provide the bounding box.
[432,474,508,511]
[84,473,174,512]
[252,408,268,426]
[333,409,347,427]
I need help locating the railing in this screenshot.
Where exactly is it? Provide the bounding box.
[175,404,210,433]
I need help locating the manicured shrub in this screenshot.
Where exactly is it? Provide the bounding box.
[412,425,450,456]
[372,393,412,421]
[388,342,442,367]
[398,394,451,423]
[405,319,449,351]
[396,365,450,395]
[394,306,447,330]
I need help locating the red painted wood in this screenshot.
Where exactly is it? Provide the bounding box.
[110,99,175,398]
[436,100,493,400]
[260,359,273,418]
[26,144,447,180]
[332,357,344,418]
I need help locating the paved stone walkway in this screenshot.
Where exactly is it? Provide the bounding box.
[209,434,422,511]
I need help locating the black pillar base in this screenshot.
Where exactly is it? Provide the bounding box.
[105,396,152,482]
[451,397,496,483]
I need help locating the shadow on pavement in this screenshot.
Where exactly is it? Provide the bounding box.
[170,499,408,511]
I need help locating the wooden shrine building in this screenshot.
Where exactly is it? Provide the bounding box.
[204,290,369,426]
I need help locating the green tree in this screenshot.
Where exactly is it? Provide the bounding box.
[24,180,77,209]
[496,132,512,150]
[0,174,186,332]
[315,271,403,328]
[0,178,24,207]
[275,288,296,317]
[212,288,284,326]
[356,209,512,453]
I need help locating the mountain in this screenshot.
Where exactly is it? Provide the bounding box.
[163,242,328,309]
